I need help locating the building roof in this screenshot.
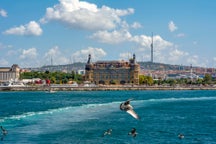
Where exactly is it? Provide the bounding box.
[95,60,126,64]
[0,67,11,72]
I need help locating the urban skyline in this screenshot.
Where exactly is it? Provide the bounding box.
[0,0,216,68]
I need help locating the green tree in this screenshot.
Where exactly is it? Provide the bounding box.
[139,75,145,84]
[20,71,84,84]
[50,76,56,84]
[203,74,212,84]
[139,75,153,86]
[146,76,153,86]
[110,80,116,85]
[166,79,177,86]
[195,78,203,85]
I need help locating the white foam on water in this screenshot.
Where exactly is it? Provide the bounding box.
[0,101,122,136]
[0,102,119,129]
[1,96,214,123]
[132,96,216,106]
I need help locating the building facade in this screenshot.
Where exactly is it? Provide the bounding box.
[85,54,140,85]
[0,64,20,82]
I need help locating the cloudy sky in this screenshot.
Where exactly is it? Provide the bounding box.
[0,0,216,68]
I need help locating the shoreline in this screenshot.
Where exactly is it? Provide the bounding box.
[1,85,216,91]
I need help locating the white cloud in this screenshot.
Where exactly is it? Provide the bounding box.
[168,48,189,62]
[91,30,173,50]
[128,34,204,66]
[186,55,200,66]
[45,46,59,58]
[131,35,173,50]
[44,46,69,65]
[89,29,206,67]
[119,52,133,60]
[20,48,38,59]
[186,55,210,67]
[72,47,106,62]
[3,21,42,36]
[0,9,7,17]
[131,22,142,29]
[40,0,134,31]
[19,48,42,67]
[141,47,208,67]
[131,35,151,48]
[90,29,132,44]
[168,21,178,32]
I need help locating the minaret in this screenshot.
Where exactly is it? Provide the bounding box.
[151,32,153,63]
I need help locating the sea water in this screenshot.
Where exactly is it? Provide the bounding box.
[0,90,216,144]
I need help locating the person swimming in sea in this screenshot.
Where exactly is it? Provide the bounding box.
[178,133,184,139]
[0,126,7,141]
[102,129,112,137]
[128,128,138,138]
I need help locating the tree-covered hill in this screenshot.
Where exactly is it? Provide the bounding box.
[31,62,197,72]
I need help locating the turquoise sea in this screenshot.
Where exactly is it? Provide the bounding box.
[0,90,216,144]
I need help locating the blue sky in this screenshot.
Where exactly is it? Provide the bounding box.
[0,0,216,68]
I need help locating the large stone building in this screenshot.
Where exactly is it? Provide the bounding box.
[0,64,20,82]
[85,54,140,85]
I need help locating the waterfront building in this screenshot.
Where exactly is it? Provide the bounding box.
[0,64,20,82]
[85,54,140,85]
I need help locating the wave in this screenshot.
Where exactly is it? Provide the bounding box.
[0,101,120,123]
[142,96,216,103]
[130,96,216,109]
[0,106,72,122]
[1,96,215,123]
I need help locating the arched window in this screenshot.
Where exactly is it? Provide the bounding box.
[120,80,126,85]
[99,80,105,84]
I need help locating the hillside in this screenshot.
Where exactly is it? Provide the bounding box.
[30,62,196,72]
[139,62,192,71]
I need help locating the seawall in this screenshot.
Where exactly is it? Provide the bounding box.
[1,85,216,91]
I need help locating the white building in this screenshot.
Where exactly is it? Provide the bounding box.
[0,64,20,82]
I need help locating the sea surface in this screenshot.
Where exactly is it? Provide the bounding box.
[0,90,216,144]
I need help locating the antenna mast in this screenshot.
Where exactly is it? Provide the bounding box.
[151,32,153,63]
[51,56,53,66]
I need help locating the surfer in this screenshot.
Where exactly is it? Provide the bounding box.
[102,129,112,137]
[120,99,140,120]
[0,126,7,141]
[128,128,138,138]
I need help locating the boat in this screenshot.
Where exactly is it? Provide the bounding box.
[48,88,56,93]
[1,80,25,87]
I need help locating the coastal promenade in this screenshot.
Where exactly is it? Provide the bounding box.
[1,85,216,91]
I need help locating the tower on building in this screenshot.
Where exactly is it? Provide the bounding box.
[87,54,91,64]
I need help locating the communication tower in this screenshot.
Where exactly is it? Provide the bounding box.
[151,32,153,63]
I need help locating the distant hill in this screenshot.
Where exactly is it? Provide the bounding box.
[30,62,86,72]
[138,62,191,71]
[30,62,196,72]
